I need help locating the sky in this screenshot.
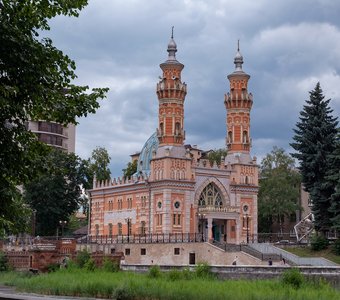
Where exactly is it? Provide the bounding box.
[46,0,340,177]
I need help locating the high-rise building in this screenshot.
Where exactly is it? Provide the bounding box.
[27,121,75,153]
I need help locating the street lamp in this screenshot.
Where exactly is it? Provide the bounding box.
[198,213,206,242]
[59,220,67,237]
[125,218,131,243]
[245,214,249,244]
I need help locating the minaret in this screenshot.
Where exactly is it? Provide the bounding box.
[224,42,253,154]
[156,28,187,146]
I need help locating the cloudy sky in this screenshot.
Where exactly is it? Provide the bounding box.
[47,0,340,177]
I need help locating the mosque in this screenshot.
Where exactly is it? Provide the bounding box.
[89,33,259,245]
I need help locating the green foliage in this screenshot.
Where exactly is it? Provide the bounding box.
[281,268,305,289]
[122,160,137,180]
[0,0,108,234]
[207,148,228,165]
[291,83,338,232]
[310,234,329,251]
[148,265,161,278]
[0,251,8,272]
[195,262,213,279]
[167,268,182,281]
[47,263,60,273]
[112,285,134,300]
[182,267,194,280]
[332,239,340,256]
[84,258,96,271]
[23,149,89,236]
[102,257,120,272]
[75,249,91,268]
[258,146,301,233]
[86,147,111,189]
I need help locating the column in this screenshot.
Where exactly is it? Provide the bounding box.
[235,218,240,245]
[207,218,213,241]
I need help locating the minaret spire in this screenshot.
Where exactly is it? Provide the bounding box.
[171,26,174,39]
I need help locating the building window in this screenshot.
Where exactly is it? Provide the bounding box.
[111,248,116,254]
[125,248,130,256]
[118,199,122,210]
[199,183,223,208]
[140,221,146,235]
[108,223,113,237]
[174,248,180,255]
[118,223,122,236]
[141,196,146,208]
[141,248,146,255]
[127,197,132,209]
[173,214,181,225]
[156,214,162,226]
[108,200,113,211]
[308,197,313,207]
[95,224,99,237]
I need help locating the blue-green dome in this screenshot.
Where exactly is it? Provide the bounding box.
[137,132,159,176]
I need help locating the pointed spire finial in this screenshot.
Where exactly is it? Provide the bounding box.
[237,39,240,52]
[171,26,174,39]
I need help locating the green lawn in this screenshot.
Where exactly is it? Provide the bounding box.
[283,246,340,265]
[0,268,339,300]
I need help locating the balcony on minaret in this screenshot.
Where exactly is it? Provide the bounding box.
[224,92,253,109]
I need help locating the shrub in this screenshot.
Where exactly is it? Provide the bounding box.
[148,265,161,278]
[112,285,133,300]
[281,268,305,289]
[47,263,60,273]
[0,251,8,272]
[182,267,193,280]
[332,239,340,256]
[195,262,213,279]
[84,258,96,271]
[75,249,91,268]
[102,257,120,272]
[167,268,182,281]
[310,234,329,251]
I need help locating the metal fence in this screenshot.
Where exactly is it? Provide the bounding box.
[79,233,207,244]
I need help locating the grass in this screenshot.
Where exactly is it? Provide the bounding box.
[0,268,339,300]
[283,246,340,265]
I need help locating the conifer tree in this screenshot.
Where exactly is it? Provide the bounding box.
[326,132,340,230]
[291,83,338,232]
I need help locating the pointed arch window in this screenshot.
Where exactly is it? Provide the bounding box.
[198,183,223,208]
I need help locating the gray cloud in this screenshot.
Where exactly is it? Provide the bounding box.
[44,0,340,177]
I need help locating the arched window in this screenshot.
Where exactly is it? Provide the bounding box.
[175,122,180,135]
[95,224,99,237]
[140,221,146,235]
[199,183,223,208]
[118,223,122,236]
[160,123,164,135]
[243,131,248,143]
[228,131,233,143]
[108,223,113,237]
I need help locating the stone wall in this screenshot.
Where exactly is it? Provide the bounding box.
[78,242,266,266]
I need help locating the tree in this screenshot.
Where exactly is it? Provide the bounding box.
[258,147,301,233]
[291,83,338,233]
[326,131,340,230]
[23,149,89,236]
[0,1,108,232]
[207,148,228,165]
[123,160,137,179]
[87,146,111,187]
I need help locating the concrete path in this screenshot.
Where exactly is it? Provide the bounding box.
[0,285,97,300]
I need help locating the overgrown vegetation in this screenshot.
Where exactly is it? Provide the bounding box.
[310,234,329,251]
[0,251,8,272]
[281,268,305,289]
[0,267,339,300]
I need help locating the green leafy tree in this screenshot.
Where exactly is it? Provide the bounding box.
[24,149,89,236]
[207,148,228,165]
[0,1,108,233]
[123,160,137,179]
[258,147,301,233]
[291,83,338,233]
[87,146,111,187]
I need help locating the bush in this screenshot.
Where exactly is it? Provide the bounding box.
[0,251,8,272]
[75,249,91,268]
[332,239,340,256]
[182,267,193,280]
[148,265,161,278]
[167,268,182,281]
[84,258,96,271]
[102,257,120,272]
[195,262,213,279]
[47,263,60,273]
[310,234,329,251]
[281,268,305,289]
[112,285,133,300]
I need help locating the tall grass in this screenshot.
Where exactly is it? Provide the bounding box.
[0,269,339,300]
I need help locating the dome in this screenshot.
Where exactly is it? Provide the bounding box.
[136,132,159,176]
